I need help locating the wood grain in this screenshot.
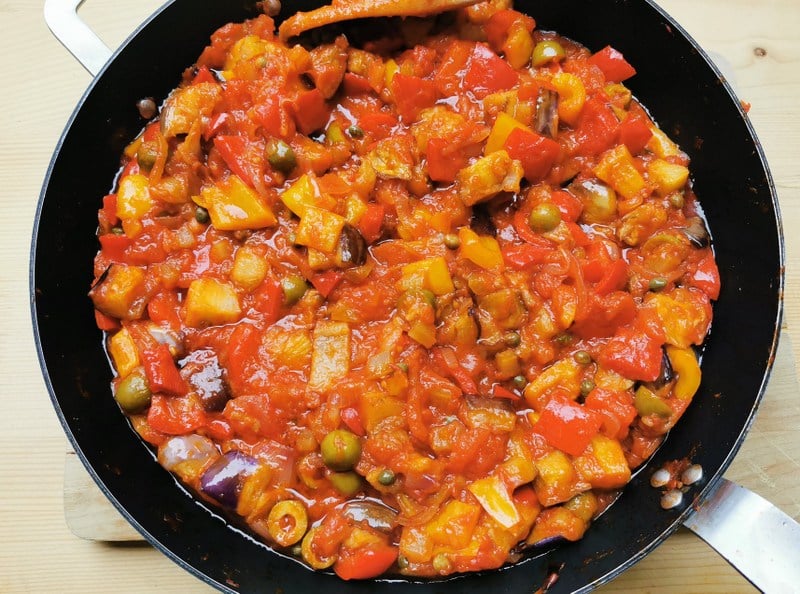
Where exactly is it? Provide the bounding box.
[2,0,799,592]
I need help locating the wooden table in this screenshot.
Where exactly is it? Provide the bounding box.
[2,0,799,591]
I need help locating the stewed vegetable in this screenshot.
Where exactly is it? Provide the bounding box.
[89,0,719,581]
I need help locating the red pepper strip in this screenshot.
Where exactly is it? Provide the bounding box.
[98,233,131,263]
[213,136,259,187]
[566,222,591,247]
[618,116,653,155]
[147,394,206,435]
[142,343,188,396]
[688,250,721,300]
[593,258,629,296]
[503,127,560,182]
[513,205,556,247]
[342,72,374,95]
[334,544,399,581]
[310,270,344,298]
[433,348,479,394]
[191,65,216,85]
[357,112,397,139]
[357,203,385,244]
[405,351,431,444]
[204,416,234,441]
[203,112,230,140]
[94,310,119,331]
[391,73,437,122]
[588,45,637,82]
[550,190,583,222]
[463,43,519,99]
[253,278,283,325]
[292,88,331,135]
[492,384,521,400]
[101,194,119,226]
[340,407,366,436]
[502,243,553,270]
[534,393,602,457]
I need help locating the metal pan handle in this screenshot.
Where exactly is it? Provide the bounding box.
[683,478,800,591]
[44,0,112,76]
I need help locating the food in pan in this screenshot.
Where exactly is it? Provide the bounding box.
[89,0,719,580]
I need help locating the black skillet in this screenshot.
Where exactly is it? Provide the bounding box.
[32,0,787,591]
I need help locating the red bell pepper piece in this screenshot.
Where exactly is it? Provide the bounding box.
[464,43,519,99]
[357,112,397,140]
[391,73,438,121]
[504,127,560,181]
[226,322,262,395]
[142,343,188,396]
[550,190,583,223]
[534,393,602,456]
[584,388,637,440]
[98,233,131,263]
[147,394,206,435]
[502,243,553,270]
[433,348,479,394]
[618,116,653,155]
[253,96,294,138]
[191,65,216,85]
[203,112,230,140]
[253,277,283,325]
[334,543,399,581]
[574,96,620,157]
[492,384,521,400]
[688,251,721,300]
[204,416,234,441]
[213,135,259,187]
[598,320,664,382]
[101,194,119,226]
[310,270,344,298]
[357,203,385,244]
[426,137,469,183]
[588,45,637,82]
[342,72,374,95]
[94,310,119,331]
[484,9,536,51]
[593,258,629,296]
[292,88,331,135]
[340,407,366,436]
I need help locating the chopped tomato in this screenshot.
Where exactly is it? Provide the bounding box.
[464,43,519,99]
[147,394,206,435]
[391,73,437,121]
[618,116,653,155]
[142,343,188,396]
[574,96,620,156]
[688,250,721,300]
[334,543,399,581]
[426,137,469,183]
[598,321,665,382]
[292,88,330,135]
[98,233,131,263]
[357,203,385,243]
[310,270,344,298]
[504,127,560,181]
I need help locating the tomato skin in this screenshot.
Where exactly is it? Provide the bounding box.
[334,544,399,580]
[534,394,602,456]
[588,45,637,82]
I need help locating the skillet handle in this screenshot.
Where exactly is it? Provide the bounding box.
[683,477,800,591]
[44,0,112,76]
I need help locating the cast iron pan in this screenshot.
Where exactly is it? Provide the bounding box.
[32,0,784,591]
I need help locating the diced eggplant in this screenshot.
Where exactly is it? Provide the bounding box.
[535,88,559,138]
[335,223,368,267]
[179,349,230,411]
[683,216,711,248]
[200,450,260,508]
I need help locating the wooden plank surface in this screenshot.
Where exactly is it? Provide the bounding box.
[2,0,799,592]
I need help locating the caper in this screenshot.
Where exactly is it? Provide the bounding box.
[320,429,362,471]
[397,555,410,570]
[528,202,562,233]
[397,362,409,374]
[420,289,436,308]
[329,471,362,496]
[281,274,308,305]
[432,553,452,573]
[114,371,152,413]
[110,226,125,235]
[668,192,685,209]
[649,277,668,291]
[137,141,159,169]
[554,333,572,346]
[268,140,297,174]
[573,350,592,365]
[532,40,566,67]
[377,469,396,486]
[580,379,595,397]
[512,374,527,389]
[443,233,460,249]
[195,206,210,224]
[504,331,521,348]
[347,125,365,138]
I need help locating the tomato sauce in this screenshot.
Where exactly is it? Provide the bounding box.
[89,0,718,580]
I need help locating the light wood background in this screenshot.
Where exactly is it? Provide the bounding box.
[2,0,799,592]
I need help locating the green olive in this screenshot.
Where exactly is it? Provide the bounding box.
[268,140,297,174]
[634,385,673,417]
[114,371,152,413]
[195,206,210,224]
[377,469,396,486]
[532,40,566,67]
[443,233,460,250]
[528,202,562,233]
[320,429,362,471]
[281,274,308,305]
[329,471,362,496]
[136,141,159,169]
[573,350,592,365]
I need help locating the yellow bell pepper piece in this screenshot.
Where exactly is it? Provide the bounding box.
[646,125,684,159]
[457,150,523,207]
[524,357,582,408]
[533,449,578,506]
[647,159,690,196]
[407,320,437,348]
[573,435,631,490]
[468,474,521,529]
[593,145,647,200]
[184,277,242,327]
[485,112,530,154]
[399,256,455,296]
[295,205,346,253]
[551,72,586,127]
[425,499,482,548]
[666,345,701,400]
[503,22,535,69]
[116,174,153,220]
[458,227,504,271]
[309,321,351,391]
[195,175,276,231]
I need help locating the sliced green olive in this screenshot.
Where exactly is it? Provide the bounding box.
[281,274,308,305]
[320,429,362,471]
[528,202,562,233]
[114,371,152,413]
[268,140,297,174]
[504,331,521,348]
[329,471,362,496]
[532,40,566,67]
[634,385,673,417]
